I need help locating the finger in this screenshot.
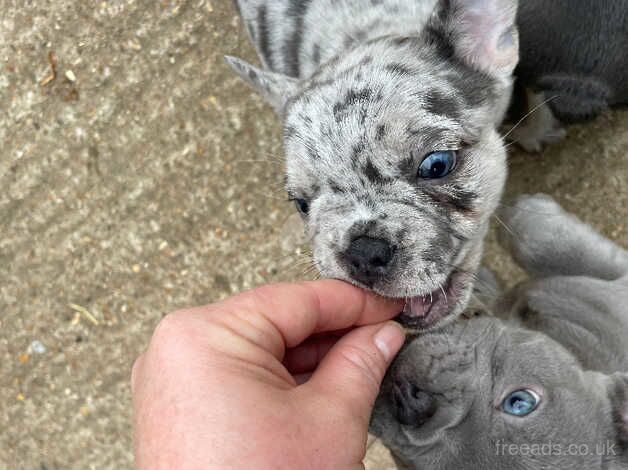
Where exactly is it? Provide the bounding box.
[215,280,404,349]
[283,336,338,374]
[304,321,405,427]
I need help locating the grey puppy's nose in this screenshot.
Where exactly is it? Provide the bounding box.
[392,380,437,427]
[342,236,394,286]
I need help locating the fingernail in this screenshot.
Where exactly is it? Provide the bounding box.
[374,322,406,362]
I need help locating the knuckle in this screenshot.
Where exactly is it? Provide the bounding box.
[240,284,283,314]
[149,310,201,357]
[152,311,188,342]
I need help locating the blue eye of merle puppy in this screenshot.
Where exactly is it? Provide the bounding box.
[502,389,540,417]
[417,150,457,179]
[293,198,310,215]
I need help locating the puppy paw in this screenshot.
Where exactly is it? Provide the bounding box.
[501,195,628,279]
[505,88,566,153]
[508,120,566,153]
[499,194,569,271]
[501,193,565,238]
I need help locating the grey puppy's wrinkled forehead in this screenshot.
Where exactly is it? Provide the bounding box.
[227,0,518,329]
[371,195,628,469]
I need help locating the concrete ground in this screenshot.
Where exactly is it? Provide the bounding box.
[1,1,626,468]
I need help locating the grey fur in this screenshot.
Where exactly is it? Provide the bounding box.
[508,0,628,151]
[517,0,628,120]
[228,0,519,328]
[371,194,628,469]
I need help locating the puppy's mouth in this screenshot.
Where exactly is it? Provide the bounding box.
[395,271,468,331]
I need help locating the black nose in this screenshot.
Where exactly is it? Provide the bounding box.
[392,380,437,426]
[342,236,394,286]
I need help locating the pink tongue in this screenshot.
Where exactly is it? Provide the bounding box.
[405,295,432,318]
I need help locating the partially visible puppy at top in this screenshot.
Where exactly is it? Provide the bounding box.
[509,0,628,152]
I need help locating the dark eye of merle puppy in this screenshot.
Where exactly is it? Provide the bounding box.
[416,150,458,179]
[293,198,310,215]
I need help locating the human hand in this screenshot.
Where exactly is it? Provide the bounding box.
[132,280,405,469]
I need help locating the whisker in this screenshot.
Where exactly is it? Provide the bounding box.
[300,263,321,279]
[501,94,560,141]
[248,187,291,201]
[231,159,283,166]
[439,284,448,305]
[259,152,287,163]
[493,213,517,240]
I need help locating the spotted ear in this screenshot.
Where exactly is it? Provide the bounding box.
[435,0,519,78]
[225,56,299,114]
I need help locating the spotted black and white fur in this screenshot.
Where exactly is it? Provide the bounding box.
[226,0,519,329]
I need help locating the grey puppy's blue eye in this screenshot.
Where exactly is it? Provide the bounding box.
[417,150,457,179]
[294,198,310,215]
[502,389,540,416]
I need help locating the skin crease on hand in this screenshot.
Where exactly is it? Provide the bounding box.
[131,280,406,470]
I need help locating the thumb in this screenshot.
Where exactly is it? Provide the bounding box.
[305,321,405,426]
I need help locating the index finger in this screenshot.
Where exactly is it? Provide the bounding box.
[214,279,403,349]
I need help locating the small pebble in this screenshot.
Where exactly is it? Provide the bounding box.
[65,70,76,82]
[30,340,46,354]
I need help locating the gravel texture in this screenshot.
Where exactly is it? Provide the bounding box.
[1,1,626,468]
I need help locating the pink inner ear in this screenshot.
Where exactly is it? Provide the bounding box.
[453,0,519,74]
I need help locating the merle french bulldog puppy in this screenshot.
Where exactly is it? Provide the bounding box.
[227,0,519,330]
[509,0,628,152]
[371,194,628,469]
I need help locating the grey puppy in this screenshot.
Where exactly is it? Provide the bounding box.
[227,0,519,329]
[509,0,628,152]
[371,194,628,469]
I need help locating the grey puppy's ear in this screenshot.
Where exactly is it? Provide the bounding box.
[224,56,299,114]
[436,0,519,78]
